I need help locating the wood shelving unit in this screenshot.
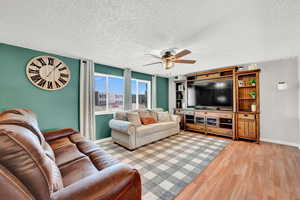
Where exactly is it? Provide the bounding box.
[235,69,260,143]
[174,67,260,143]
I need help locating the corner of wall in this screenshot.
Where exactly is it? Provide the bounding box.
[297,56,300,148]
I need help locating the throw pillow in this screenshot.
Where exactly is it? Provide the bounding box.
[157,112,171,122]
[141,117,157,125]
[148,110,158,121]
[115,111,127,121]
[127,112,142,126]
[137,110,151,118]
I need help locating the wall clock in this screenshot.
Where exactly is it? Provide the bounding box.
[26,56,71,90]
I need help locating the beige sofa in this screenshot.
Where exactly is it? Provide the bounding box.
[109,109,180,150]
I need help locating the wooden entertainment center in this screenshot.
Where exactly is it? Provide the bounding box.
[174,66,260,143]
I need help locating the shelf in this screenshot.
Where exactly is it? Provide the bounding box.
[187,75,233,82]
[238,111,259,114]
[220,122,232,125]
[239,98,256,100]
[238,85,256,88]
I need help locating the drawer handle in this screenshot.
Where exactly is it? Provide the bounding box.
[244,114,248,117]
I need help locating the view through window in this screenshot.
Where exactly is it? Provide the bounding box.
[132,79,150,109]
[95,74,151,113]
[95,74,124,112]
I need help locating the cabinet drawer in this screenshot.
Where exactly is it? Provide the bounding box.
[184,111,195,115]
[195,111,207,116]
[207,112,233,118]
[185,123,206,132]
[238,114,255,120]
[207,127,233,136]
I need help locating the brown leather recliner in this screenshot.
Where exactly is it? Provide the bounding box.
[0,108,142,200]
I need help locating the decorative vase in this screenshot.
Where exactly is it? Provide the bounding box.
[251,104,256,112]
[251,83,256,86]
[238,80,244,87]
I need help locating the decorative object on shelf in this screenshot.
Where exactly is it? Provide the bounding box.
[248,79,256,86]
[248,64,259,70]
[249,91,256,99]
[277,81,288,90]
[178,84,184,91]
[238,80,244,87]
[26,56,71,90]
[251,102,257,112]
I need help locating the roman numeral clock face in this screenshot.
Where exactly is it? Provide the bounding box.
[26,56,71,90]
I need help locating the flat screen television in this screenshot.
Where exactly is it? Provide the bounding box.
[187,79,233,110]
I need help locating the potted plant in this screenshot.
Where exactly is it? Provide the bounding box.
[251,102,257,112]
[249,91,256,99]
[249,79,256,86]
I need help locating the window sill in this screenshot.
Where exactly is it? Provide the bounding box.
[95,111,115,115]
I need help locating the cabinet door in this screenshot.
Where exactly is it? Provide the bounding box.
[237,119,256,139]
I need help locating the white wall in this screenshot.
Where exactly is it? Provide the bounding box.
[298,56,300,148]
[258,57,299,146]
[169,77,176,113]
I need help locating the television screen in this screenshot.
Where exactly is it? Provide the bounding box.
[187,79,233,108]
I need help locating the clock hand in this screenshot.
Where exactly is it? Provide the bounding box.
[46,68,55,78]
[46,62,62,77]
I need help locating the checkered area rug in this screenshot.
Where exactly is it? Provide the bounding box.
[99,132,229,200]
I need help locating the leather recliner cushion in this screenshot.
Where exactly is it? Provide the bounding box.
[0,109,63,200]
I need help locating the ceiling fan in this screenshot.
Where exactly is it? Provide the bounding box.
[143,49,196,70]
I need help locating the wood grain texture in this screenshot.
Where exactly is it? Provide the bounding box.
[175,132,300,200]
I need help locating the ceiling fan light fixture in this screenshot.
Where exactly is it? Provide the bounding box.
[164,60,174,69]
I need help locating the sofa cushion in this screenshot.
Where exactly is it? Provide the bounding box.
[136,121,178,136]
[0,109,64,199]
[48,132,118,186]
[127,112,142,126]
[140,117,157,125]
[115,111,127,121]
[137,110,151,118]
[157,112,171,122]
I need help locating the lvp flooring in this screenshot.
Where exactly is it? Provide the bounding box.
[175,132,300,200]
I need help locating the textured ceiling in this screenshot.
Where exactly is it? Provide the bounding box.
[1,0,300,77]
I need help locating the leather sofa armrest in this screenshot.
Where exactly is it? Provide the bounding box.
[42,128,78,141]
[170,114,181,123]
[52,163,141,200]
[109,119,136,135]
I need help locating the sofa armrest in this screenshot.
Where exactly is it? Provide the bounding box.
[52,163,141,200]
[109,119,136,135]
[42,128,78,141]
[170,114,181,123]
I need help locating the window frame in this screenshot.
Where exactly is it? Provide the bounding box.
[94,73,125,115]
[131,78,152,110]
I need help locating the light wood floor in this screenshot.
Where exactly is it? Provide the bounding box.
[175,132,300,200]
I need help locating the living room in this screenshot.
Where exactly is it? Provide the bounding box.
[0,1,300,200]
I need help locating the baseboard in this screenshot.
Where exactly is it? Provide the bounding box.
[94,137,112,144]
[261,138,299,148]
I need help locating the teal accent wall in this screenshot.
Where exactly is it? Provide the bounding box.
[94,64,124,140]
[0,43,169,140]
[95,114,113,139]
[0,43,80,131]
[95,63,123,76]
[132,71,152,81]
[157,77,169,111]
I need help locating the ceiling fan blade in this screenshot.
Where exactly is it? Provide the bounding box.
[174,49,191,59]
[174,60,196,64]
[143,61,162,66]
[145,53,161,59]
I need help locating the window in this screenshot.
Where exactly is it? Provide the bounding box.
[131,79,151,109]
[95,73,124,113]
